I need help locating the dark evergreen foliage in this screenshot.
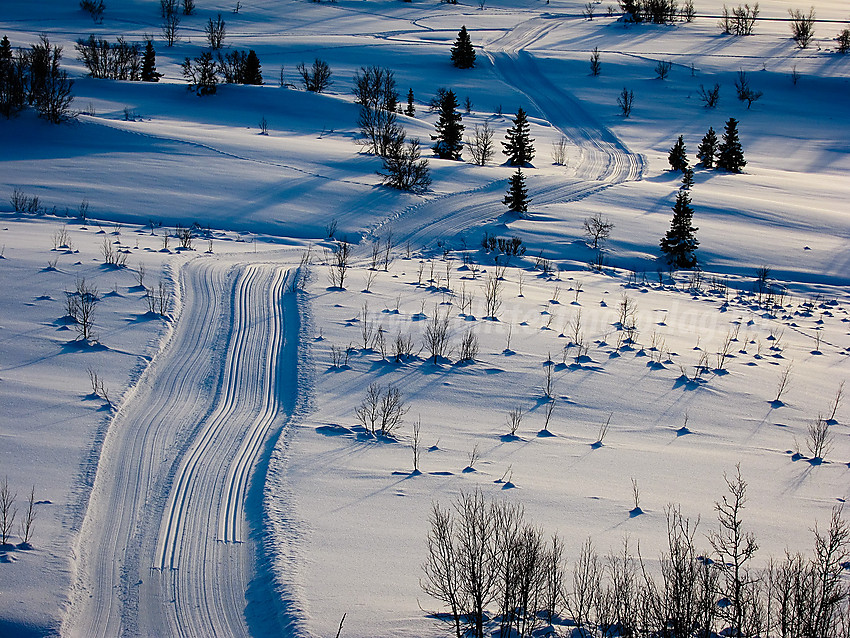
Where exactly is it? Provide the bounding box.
[450,26,476,69]
[244,50,262,85]
[141,39,160,82]
[405,88,415,116]
[660,190,699,268]
[503,167,529,214]
[502,107,535,166]
[717,117,746,173]
[668,135,688,172]
[0,36,26,117]
[682,166,694,190]
[696,126,718,169]
[431,89,464,160]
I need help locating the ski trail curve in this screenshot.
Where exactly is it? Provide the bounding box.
[63,259,294,638]
[376,15,644,251]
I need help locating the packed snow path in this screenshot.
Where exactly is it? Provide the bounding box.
[64,259,294,638]
[377,15,645,249]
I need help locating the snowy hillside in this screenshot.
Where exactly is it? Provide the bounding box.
[0,0,848,636]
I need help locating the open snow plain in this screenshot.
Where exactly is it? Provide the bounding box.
[1,0,849,636]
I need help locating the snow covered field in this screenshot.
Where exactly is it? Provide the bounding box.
[0,0,848,636]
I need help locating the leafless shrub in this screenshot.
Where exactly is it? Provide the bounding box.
[0,476,17,545]
[709,465,760,638]
[392,332,417,363]
[789,7,816,49]
[483,273,502,319]
[617,87,634,117]
[467,121,495,166]
[551,136,569,166]
[582,2,596,19]
[806,415,832,461]
[722,3,760,35]
[827,381,844,422]
[506,406,523,436]
[66,278,99,340]
[424,307,450,362]
[735,70,763,109]
[327,239,351,289]
[655,60,672,79]
[52,225,70,250]
[297,58,333,93]
[411,418,422,472]
[774,362,793,404]
[715,331,734,371]
[458,328,478,363]
[18,485,36,545]
[204,13,226,49]
[584,212,614,250]
[567,538,601,634]
[161,11,180,46]
[355,383,408,437]
[698,83,721,108]
[590,46,601,76]
[595,413,612,446]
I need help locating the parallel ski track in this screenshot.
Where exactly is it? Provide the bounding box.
[376,14,645,250]
[64,259,291,638]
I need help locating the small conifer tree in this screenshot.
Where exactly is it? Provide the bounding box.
[405,88,415,116]
[502,107,535,166]
[682,166,694,190]
[244,50,262,85]
[668,135,688,172]
[450,26,476,69]
[717,117,746,173]
[503,167,529,214]
[431,89,464,160]
[660,190,699,268]
[141,39,160,82]
[696,127,718,169]
[1,36,27,117]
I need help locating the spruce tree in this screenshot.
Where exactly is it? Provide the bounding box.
[431,89,463,160]
[660,190,699,268]
[502,107,535,166]
[717,118,746,173]
[682,166,694,190]
[503,167,529,214]
[0,35,25,117]
[244,49,262,85]
[450,26,476,69]
[141,39,160,82]
[668,135,688,172]
[696,126,718,169]
[405,88,415,116]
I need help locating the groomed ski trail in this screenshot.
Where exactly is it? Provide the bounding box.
[63,258,295,638]
[375,15,645,250]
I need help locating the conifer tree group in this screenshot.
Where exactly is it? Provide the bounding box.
[450,26,476,69]
[502,107,535,166]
